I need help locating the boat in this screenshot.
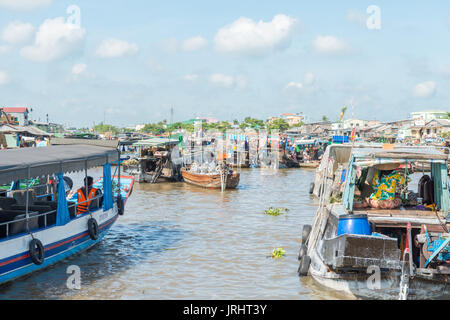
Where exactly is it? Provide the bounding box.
[181,166,240,189]
[124,137,182,183]
[0,144,134,284]
[299,145,449,300]
[299,162,320,169]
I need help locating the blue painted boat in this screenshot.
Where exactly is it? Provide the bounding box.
[0,145,134,285]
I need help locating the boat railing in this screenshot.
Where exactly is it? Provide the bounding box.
[0,193,104,239]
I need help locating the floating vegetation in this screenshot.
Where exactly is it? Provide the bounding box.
[329,193,343,204]
[272,248,286,259]
[264,207,289,216]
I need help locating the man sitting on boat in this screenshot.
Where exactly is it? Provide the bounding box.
[76,176,103,215]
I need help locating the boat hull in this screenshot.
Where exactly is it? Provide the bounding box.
[309,248,450,300]
[0,207,117,285]
[0,175,134,286]
[181,168,240,189]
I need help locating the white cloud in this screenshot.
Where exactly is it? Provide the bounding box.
[413,81,436,98]
[72,63,87,75]
[210,73,234,87]
[182,36,208,51]
[183,74,199,82]
[285,73,315,90]
[0,71,9,85]
[285,81,303,90]
[0,0,51,10]
[20,17,86,62]
[214,14,298,55]
[95,38,139,58]
[1,21,35,45]
[313,35,349,54]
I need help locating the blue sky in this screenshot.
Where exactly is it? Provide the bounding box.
[0,0,449,127]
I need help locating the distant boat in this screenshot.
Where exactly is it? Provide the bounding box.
[299,162,319,169]
[181,167,240,189]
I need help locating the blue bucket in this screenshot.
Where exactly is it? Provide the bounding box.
[337,214,372,236]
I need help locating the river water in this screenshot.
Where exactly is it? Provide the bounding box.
[0,168,351,300]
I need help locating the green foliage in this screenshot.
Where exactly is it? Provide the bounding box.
[93,122,119,135]
[264,207,289,216]
[322,115,329,122]
[267,118,290,132]
[272,248,286,259]
[140,122,166,134]
[242,117,266,130]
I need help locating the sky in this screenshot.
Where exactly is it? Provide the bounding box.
[0,0,449,127]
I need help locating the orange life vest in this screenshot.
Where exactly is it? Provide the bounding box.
[76,187,98,215]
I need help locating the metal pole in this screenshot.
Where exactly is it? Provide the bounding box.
[118,149,121,193]
[85,159,89,214]
[26,166,30,232]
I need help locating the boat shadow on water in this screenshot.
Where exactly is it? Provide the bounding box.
[0,221,186,299]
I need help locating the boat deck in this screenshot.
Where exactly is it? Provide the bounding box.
[353,207,449,228]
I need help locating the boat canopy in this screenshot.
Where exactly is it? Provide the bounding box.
[295,139,317,145]
[132,137,179,147]
[0,145,118,184]
[351,147,448,167]
[342,146,449,217]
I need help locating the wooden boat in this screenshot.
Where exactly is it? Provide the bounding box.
[181,168,240,189]
[299,145,450,300]
[299,161,319,169]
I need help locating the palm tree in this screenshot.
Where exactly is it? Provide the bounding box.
[340,106,347,121]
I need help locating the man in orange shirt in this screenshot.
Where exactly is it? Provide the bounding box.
[76,176,102,215]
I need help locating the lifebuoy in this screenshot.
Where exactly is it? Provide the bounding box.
[29,239,45,265]
[117,194,124,216]
[309,182,315,194]
[298,255,311,276]
[298,243,307,261]
[87,218,99,240]
[302,224,312,243]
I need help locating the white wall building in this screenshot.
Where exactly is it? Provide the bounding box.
[410,110,448,122]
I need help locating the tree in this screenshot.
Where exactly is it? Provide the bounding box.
[340,106,347,121]
[322,115,329,122]
[267,118,290,132]
[93,122,119,135]
[242,117,265,130]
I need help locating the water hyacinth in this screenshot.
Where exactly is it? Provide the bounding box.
[264,207,289,216]
[272,248,286,259]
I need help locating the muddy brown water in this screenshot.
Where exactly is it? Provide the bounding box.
[0,168,351,300]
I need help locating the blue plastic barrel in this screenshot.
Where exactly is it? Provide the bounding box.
[337,214,372,236]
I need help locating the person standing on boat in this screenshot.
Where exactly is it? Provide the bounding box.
[35,137,47,147]
[76,176,102,215]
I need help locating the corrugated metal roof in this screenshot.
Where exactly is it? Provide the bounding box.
[132,137,179,147]
[1,107,28,113]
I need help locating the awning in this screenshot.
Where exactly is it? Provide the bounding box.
[0,145,118,184]
[132,137,179,147]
